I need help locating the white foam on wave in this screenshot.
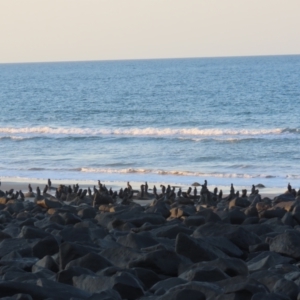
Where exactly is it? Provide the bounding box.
[0,126,298,139]
[79,167,300,179]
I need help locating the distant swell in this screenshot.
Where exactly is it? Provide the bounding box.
[0,126,299,139]
[79,167,300,179]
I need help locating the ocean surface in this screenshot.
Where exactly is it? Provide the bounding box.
[0,56,300,190]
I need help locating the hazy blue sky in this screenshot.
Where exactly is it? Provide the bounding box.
[1,0,300,63]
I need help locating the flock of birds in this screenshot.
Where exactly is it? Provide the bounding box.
[3,179,298,205]
[1,177,299,205]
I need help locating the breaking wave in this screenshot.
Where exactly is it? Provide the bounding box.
[0,126,299,140]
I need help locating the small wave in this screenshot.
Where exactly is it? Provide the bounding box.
[0,136,31,141]
[0,126,299,139]
[78,167,300,179]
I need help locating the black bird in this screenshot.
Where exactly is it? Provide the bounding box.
[153,185,157,195]
[43,185,48,194]
[218,189,223,200]
[77,189,82,197]
[140,185,145,198]
[242,189,247,198]
[119,188,124,199]
[186,187,192,196]
[98,180,102,189]
[193,187,197,197]
[7,189,14,196]
[177,188,182,197]
[288,183,292,193]
[68,185,72,194]
[48,178,52,188]
[166,185,171,195]
[80,189,87,199]
[230,184,235,195]
[28,184,32,193]
[19,190,24,201]
[213,187,218,195]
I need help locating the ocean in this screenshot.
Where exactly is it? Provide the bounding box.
[0,55,300,191]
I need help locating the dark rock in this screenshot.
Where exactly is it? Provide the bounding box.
[65,252,112,272]
[249,243,269,252]
[179,265,229,282]
[0,280,90,300]
[59,242,99,270]
[56,266,95,285]
[193,222,261,251]
[32,255,59,273]
[18,226,51,240]
[59,227,92,243]
[36,199,62,209]
[101,246,142,269]
[243,206,259,218]
[251,293,291,300]
[110,271,145,300]
[229,198,251,208]
[204,237,244,258]
[268,230,300,259]
[226,209,247,224]
[248,270,283,292]
[272,278,299,300]
[146,201,170,219]
[0,239,31,258]
[59,212,82,225]
[86,289,121,300]
[160,281,222,299]
[128,248,190,276]
[156,288,205,300]
[74,272,144,300]
[175,233,228,263]
[179,257,248,277]
[247,252,294,273]
[223,277,269,296]
[259,208,286,219]
[116,232,158,250]
[32,235,59,259]
[77,207,96,219]
[183,216,205,227]
[131,267,161,290]
[150,278,187,296]
[0,231,12,241]
[196,209,222,223]
[282,212,295,227]
[151,224,193,239]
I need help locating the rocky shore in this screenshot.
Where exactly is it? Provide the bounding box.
[0,181,300,300]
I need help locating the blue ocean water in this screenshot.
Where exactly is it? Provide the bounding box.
[0,56,299,189]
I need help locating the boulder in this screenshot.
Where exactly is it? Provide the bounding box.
[268,230,300,259]
[65,252,112,272]
[193,222,261,251]
[175,233,228,263]
[179,266,229,282]
[116,232,158,250]
[128,248,190,276]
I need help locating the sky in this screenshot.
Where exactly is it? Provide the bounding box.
[1,0,300,63]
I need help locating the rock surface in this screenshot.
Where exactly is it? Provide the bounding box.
[0,183,300,299]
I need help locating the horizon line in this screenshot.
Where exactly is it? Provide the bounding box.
[1,53,300,65]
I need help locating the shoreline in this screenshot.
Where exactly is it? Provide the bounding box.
[0,177,286,200]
